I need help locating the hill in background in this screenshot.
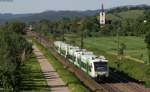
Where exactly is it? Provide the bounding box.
[0,4,149,23]
[0,10,99,23]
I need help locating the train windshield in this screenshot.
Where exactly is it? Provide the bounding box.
[94,62,107,72]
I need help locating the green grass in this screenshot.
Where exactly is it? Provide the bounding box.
[84,36,147,62]
[21,54,48,92]
[85,37,150,87]
[31,38,90,92]
[66,36,147,63]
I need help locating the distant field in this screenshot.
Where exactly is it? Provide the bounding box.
[85,36,147,62]
[107,10,144,20]
[65,35,148,63]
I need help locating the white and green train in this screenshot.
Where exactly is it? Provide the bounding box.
[54,41,109,79]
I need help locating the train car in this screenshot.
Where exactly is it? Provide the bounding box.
[73,49,85,67]
[54,41,109,79]
[68,46,80,62]
[78,52,109,78]
[54,41,69,57]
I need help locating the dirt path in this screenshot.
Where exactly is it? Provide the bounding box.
[33,45,70,92]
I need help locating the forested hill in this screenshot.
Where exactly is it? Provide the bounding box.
[0,4,150,23]
[15,10,100,22]
[0,10,99,23]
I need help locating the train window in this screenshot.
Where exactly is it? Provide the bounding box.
[94,62,107,72]
[80,62,87,70]
[83,62,86,69]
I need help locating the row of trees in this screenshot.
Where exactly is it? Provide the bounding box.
[32,12,150,39]
[108,5,150,13]
[0,22,32,91]
[32,16,99,37]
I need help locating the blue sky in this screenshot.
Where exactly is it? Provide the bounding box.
[0,0,150,14]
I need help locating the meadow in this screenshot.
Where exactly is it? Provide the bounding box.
[65,35,147,63]
[84,36,147,63]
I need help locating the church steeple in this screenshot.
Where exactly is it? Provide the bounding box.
[100,3,105,25]
[101,3,104,12]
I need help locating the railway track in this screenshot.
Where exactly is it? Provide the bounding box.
[109,71,149,92]
[26,30,149,92]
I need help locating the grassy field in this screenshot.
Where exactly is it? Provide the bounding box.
[84,36,147,63]
[31,38,91,92]
[21,54,48,92]
[65,35,147,63]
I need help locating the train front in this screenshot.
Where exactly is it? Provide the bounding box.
[93,56,109,79]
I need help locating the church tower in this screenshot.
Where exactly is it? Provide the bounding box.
[100,3,105,25]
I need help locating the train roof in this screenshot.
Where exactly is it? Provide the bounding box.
[54,41,108,63]
[92,58,108,63]
[81,54,95,60]
[99,56,106,60]
[69,46,79,49]
[81,54,108,63]
[82,51,93,55]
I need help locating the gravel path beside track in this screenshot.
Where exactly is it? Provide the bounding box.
[33,45,70,92]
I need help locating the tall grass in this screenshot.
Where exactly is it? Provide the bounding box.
[21,54,48,92]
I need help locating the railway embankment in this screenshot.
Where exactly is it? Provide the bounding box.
[30,38,91,92]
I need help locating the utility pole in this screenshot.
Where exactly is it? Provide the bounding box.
[117,24,121,56]
[81,30,84,49]
[78,20,84,49]
[113,13,123,60]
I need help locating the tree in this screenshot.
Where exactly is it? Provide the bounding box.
[78,18,92,49]
[7,21,26,34]
[58,18,70,41]
[0,26,32,91]
[39,20,50,36]
[118,43,126,61]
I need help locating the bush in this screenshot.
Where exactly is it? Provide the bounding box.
[0,29,32,91]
